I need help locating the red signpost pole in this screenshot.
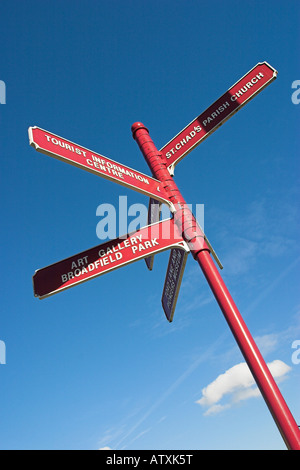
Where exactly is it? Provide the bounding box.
[131,122,300,450]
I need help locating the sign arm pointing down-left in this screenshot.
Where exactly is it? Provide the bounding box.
[33,218,189,301]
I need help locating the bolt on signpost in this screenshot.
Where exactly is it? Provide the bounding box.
[29,62,300,449]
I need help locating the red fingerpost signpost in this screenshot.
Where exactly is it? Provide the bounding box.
[29,62,300,450]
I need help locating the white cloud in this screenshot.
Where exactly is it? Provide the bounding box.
[203,403,231,416]
[98,446,112,450]
[254,334,278,356]
[196,360,291,415]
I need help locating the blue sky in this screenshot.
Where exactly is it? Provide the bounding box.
[0,0,299,450]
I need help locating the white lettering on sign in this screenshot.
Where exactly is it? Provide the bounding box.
[60,233,160,282]
[165,126,202,159]
[202,72,265,127]
[162,65,275,168]
[202,101,230,127]
[44,134,87,157]
[131,238,159,254]
[44,134,150,185]
[89,155,150,184]
[230,72,264,103]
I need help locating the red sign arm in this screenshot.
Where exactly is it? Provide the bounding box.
[160,62,277,174]
[33,219,189,299]
[28,126,173,208]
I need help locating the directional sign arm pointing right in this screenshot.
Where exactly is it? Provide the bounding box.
[160,62,277,174]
